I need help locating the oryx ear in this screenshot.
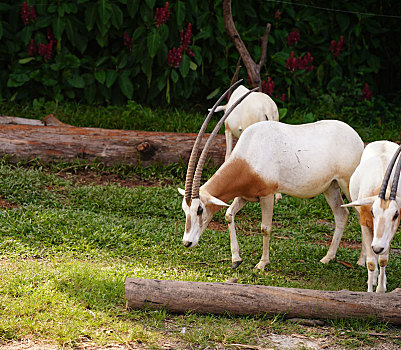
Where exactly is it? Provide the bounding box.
[178,188,185,196]
[205,196,229,207]
[341,196,376,207]
[208,105,226,113]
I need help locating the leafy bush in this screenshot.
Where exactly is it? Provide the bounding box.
[0,1,400,107]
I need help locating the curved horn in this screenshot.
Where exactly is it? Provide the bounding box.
[191,87,259,199]
[390,145,401,200]
[184,79,243,204]
[379,144,401,199]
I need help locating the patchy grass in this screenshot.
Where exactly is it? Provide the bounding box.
[0,161,400,349]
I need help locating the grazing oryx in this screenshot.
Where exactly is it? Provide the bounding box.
[342,141,401,293]
[213,85,279,160]
[179,85,364,270]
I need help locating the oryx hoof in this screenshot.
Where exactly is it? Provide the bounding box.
[232,260,243,269]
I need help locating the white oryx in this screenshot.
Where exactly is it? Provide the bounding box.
[342,141,401,293]
[213,85,279,160]
[179,85,364,269]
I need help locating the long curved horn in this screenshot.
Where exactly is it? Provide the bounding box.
[184,79,243,204]
[390,145,401,200]
[379,144,401,199]
[191,87,259,199]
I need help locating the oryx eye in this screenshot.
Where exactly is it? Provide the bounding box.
[197,205,203,216]
[392,211,399,221]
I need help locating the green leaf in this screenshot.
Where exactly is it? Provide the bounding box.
[132,27,146,41]
[106,70,118,88]
[0,3,12,11]
[179,54,190,78]
[278,108,287,120]
[53,16,65,39]
[147,28,161,58]
[94,70,106,84]
[176,1,186,27]
[118,54,128,69]
[317,64,325,87]
[65,18,77,46]
[110,4,123,29]
[18,57,35,64]
[67,75,85,88]
[7,73,30,87]
[190,61,197,71]
[141,59,153,87]
[85,3,97,31]
[118,72,133,99]
[171,69,179,83]
[98,0,111,25]
[0,22,3,40]
[20,26,33,45]
[127,0,139,18]
[206,87,221,100]
[145,0,155,9]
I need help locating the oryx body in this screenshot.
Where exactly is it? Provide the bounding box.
[343,141,401,292]
[181,116,364,270]
[214,85,279,160]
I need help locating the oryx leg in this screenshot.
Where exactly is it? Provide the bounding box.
[362,225,378,292]
[224,127,233,161]
[376,251,389,293]
[320,181,349,264]
[337,177,366,265]
[255,194,274,270]
[225,197,247,269]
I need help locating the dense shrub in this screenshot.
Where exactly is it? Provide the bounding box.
[0,1,400,107]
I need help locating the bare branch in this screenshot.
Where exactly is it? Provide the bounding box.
[257,23,271,70]
[223,0,259,87]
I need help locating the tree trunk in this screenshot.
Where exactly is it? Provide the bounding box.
[0,116,229,167]
[125,278,401,325]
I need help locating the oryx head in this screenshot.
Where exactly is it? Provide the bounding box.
[178,81,257,248]
[343,145,401,255]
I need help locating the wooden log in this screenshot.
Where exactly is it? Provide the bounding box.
[125,278,401,325]
[0,116,229,167]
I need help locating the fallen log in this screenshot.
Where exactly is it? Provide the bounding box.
[0,116,228,167]
[125,278,401,325]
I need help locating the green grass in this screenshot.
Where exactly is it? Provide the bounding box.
[0,161,400,349]
[1,98,400,142]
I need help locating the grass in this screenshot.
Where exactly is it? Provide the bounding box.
[1,98,400,142]
[0,160,400,349]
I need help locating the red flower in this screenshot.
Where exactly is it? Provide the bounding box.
[361,83,371,101]
[47,28,57,46]
[180,23,192,51]
[286,51,297,72]
[123,32,133,51]
[286,52,314,72]
[261,77,274,96]
[27,38,37,56]
[330,35,344,59]
[21,2,36,25]
[279,93,286,102]
[38,42,53,62]
[297,52,314,71]
[167,46,183,68]
[274,10,281,19]
[287,28,300,46]
[155,2,170,27]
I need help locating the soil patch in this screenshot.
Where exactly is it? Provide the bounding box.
[0,197,18,209]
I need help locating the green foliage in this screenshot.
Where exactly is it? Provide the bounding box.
[0,1,400,106]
